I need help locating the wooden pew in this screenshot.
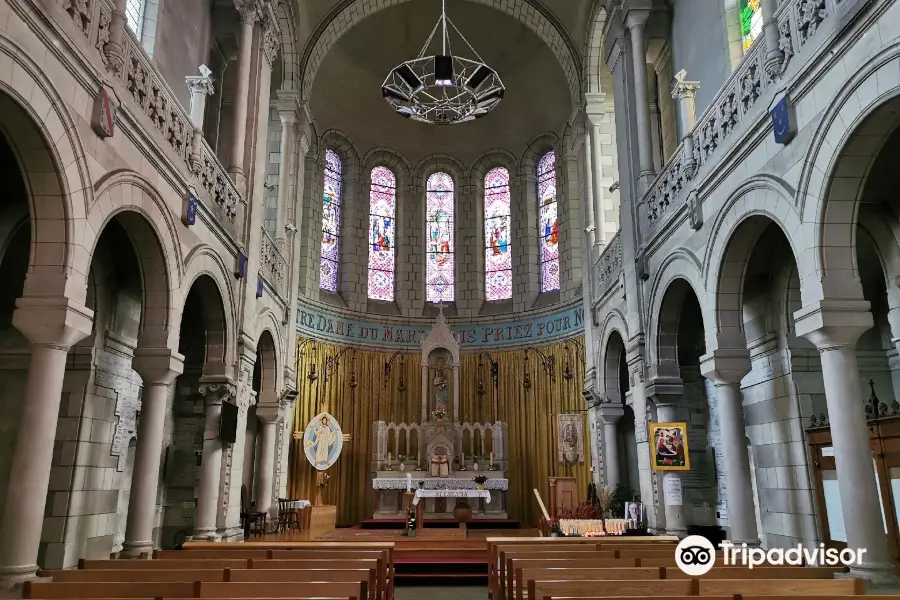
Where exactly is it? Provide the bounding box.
[37,570,226,583]
[527,577,866,599]
[153,549,270,559]
[196,580,363,600]
[79,559,249,570]
[226,569,373,600]
[504,557,641,599]
[497,547,614,600]
[23,581,197,598]
[487,537,604,600]
[546,597,898,600]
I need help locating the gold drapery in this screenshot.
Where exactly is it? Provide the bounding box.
[289,338,588,527]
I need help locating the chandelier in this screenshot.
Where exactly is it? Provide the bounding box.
[381,0,505,125]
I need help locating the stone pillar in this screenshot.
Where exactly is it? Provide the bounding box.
[598,404,625,489]
[700,349,759,545]
[103,0,127,74]
[646,377,688,538]
[581,124,597,249]
[275,103,297,252]
[0,297,92,588]
[254,405,280,516]
[796,302,895,585]
[121,348,184,557]
[193,379,236,540]
[761,0,785,78]
[671,70,700,178]
[186,70,216,129]
[227,0,262,195]
[624,7,655,193]
[584,93,607,247]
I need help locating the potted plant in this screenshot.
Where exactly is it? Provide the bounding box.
[548,518,562,537]
[433,409,446,426]
[472,474,488,490]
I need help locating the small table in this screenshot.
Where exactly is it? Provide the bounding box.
[412,489,491,530]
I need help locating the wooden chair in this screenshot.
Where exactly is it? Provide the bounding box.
[276,498,301,532]
[239,484,266,538]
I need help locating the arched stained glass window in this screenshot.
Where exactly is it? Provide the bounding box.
[425,172,455,302]
[320,149,342,293]
[368,167,397,301]
[739,0,763,51]
[537,151,560,293]
[126,0,146,36]
[484,167,512,301]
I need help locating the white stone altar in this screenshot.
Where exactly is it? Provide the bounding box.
[370,307,509,520]
[412,489,492,505]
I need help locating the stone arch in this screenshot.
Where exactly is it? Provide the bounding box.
[519,132,562,176]
[702,176,806,351]
[256,328,279,400]
[415,154,468,190]
[798,43,900,305]
[857,206,900,311]
[320,129,361,181]
[272,0,300,91]
[646,251,707,377]
[583,3,608,94]
[180,256,234,373]
[603,329,627,404]
[362,147,413,191]
[299,0,582,109]
[0,37,93,301]
[468,149,518,186]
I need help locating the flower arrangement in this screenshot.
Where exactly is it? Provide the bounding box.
[433,409,446,420]
[547,518,562,536]
[317,473,331,489]
[472,474,487,489]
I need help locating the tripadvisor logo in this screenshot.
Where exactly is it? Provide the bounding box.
[674,536,867,576]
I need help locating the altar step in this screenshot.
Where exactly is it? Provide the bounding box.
[361,517,518,530]
[394,549,488,585]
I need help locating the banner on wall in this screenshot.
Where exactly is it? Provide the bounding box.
[296,301,584,349]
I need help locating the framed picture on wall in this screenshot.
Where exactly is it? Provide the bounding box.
[623,501,644,527]
[650,422,691,471]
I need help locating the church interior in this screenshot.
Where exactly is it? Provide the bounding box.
[0,0,899,597]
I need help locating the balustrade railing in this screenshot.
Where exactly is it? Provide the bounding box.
[260,227,287,299]
[644,0,848,230]
[52,0,244,236]
[593,232,622,301]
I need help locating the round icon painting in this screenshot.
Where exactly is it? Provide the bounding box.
[303,412,343,471]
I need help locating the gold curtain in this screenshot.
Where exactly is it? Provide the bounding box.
[289,337,588,527]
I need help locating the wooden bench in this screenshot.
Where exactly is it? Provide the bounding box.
[37,570,227,583]
[496,547,615,600]
[153,549,270,560]
[226,569,373,600]
[527,577,866,599]
[80,559,249,570]
[23,581,198,598]
[195,581,363,600]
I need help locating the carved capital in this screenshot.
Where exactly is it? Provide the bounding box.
[234,0,263,25]
[186,74,215,96]
[198,377,237,405]
[262,18,281,66]
[671,76,699,101]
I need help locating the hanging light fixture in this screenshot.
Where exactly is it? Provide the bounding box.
[382,0,505,124]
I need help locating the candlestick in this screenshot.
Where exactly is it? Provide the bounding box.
[489,452,493,466]
[387,452,392,463]
[406,473,411,492]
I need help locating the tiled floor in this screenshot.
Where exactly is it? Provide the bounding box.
[395,587,487,600]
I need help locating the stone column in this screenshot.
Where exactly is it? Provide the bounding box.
[581,124,597,249]
[227,0,262,195]
[584,93,607,247]
[254,405,280,516]
[121,348,184,558]
[761,0,785,78]
[0,297,92,588]
[599,404,625,488]
[796,302,895,585]
[701,349,759,545]
[275,100,297,252]
[186,70,216,129]
[624,7,655,193]
[670,71,700,178]
[193,379,236,540]
[646,377,688,538]
[103,0,128,74]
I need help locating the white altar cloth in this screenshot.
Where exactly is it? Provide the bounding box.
[373,478,508,491]
[412,489,492,505]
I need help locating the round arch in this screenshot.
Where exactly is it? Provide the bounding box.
[798,43,900,306]
[583,3,608,94]
[299,0,582,109]
[272,0,300,91]
[256,328,279,399]
[179,267,233,374]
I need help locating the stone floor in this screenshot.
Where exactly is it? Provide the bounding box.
[395,587,487,600]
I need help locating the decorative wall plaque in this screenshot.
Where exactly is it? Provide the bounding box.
[91,86,117,139]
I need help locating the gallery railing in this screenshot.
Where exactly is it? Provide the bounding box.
[592,232,622,302]
[260,227,288,300]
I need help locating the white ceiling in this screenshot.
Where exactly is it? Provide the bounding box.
[308,0,573,166]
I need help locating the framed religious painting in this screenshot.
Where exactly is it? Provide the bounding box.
[650,421,691,471]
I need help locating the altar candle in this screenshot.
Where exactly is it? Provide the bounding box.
[387,452,392,463]
[406,473,411,492]
[490,452,493,466]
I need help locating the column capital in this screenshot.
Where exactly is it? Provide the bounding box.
[262,11,282,67]
[584,92,606,123]
[234,0,263,25]
[12,296,93,349]
[794,299,873,350]
[622,2,651,30]
[699,348,750,385]
[133,347,185,385]
[645,376,683,407]
[671,69,699,101]
[186,74,215,97]
[198,376,238,405]
[256,404,283,424]
[597,404,625,424]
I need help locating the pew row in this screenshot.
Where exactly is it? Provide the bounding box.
[23,580,365,600]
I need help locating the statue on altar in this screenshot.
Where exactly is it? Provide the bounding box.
[430,446,450,477]
[433,365,449,413]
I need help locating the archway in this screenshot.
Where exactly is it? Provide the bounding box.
[602,330,638,498]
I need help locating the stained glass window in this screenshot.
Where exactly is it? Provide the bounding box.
[320,149,342,293]
[425,172,455,302]
[126,0,145,37]
[368,166,397,301]
[739,0,763,52]
[484,167,512,301]
[537,151,560,293]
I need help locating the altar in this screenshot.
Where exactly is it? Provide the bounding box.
[370,306,510,521]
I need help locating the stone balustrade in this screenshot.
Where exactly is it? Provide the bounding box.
[593,232,622,302]
[260,227,287,299]
[55,0,245,237]
[644,0,843,231]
